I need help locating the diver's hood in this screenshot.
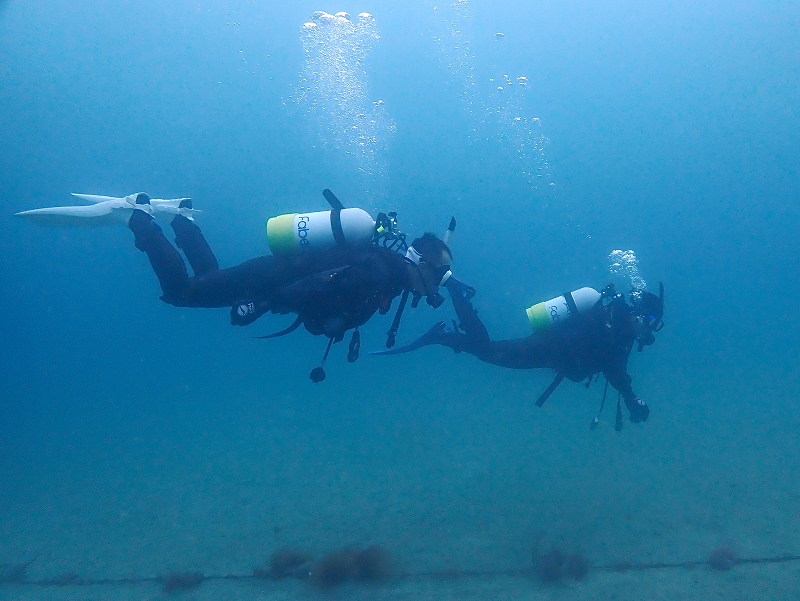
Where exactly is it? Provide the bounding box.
[633,282,664,324]
[633,282,664,351]
[404,244,451,308]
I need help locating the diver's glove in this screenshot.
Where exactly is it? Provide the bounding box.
[625,397,650,423]
[230,300,269,326]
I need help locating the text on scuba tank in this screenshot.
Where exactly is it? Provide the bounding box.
[549,305,559,322]
[297,215,310,247]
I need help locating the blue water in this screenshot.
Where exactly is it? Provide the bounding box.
[2,0,800,597]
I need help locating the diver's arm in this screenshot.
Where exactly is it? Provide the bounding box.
[604,365,650,423]
[604,367,636,402]
[603,307,650,422]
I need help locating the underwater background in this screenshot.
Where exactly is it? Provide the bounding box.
[2,0,800,598]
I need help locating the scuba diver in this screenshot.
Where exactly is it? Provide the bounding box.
[15,190,460,382]
[376,277,664,429]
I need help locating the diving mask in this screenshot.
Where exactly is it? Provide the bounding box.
[404,246,451,307]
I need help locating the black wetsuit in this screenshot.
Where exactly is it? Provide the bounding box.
[443,284,649,421]
[129,211,409,339]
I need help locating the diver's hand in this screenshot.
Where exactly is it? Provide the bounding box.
[230,300,269,326]
[626,397,650,423]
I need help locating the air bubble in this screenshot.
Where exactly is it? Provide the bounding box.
[291,11,393,205]
[608,250,647,295]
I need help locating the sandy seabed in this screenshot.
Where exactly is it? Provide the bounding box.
[3,348,799,600]
[1,565,800,601]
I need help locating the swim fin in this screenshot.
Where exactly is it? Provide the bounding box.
[14,193,197,227]
[370,321,449,356]
[444,276,476,301]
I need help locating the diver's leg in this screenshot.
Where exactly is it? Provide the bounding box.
[435,330,485,355]
[130,210,291,309]
[437,330,552,370]
[440,284,535,363]
[129,209,190,303]
[183,255,294,308]
[473,337,552,369]
[448,286,490,346]
[171,213,220,276]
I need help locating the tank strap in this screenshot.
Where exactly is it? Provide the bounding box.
[563,290,579,316]
[253,315,303,339]
[535,373,564,407]
[329,208,346,245]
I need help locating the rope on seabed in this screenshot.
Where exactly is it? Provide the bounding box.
[2,554,800,589]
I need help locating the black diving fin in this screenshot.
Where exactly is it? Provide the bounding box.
[444,276,476,301]
[370,321,449,356]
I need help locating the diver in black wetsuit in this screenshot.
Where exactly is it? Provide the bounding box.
[380,278,664,427]
[127,193,454,381]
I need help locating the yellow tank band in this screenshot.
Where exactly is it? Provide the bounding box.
[267,213,298,255]
[526,302,550,332]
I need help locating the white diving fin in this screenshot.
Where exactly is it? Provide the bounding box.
[14,193,198,227]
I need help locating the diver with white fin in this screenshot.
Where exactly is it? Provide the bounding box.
[375,276,664,429]
[16,190,458,383]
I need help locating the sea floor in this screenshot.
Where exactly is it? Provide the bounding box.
[2,346,799,600]
[1,564,800,601]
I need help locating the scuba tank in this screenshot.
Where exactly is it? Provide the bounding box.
[525,286,601,409]
[525,287,601,333]
[266,207,376,255]
[266,189,376,255]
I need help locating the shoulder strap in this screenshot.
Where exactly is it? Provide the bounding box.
[253,315,303,339]
[329,207,345,245]
[563,290,579,316]
[323,188,346,244]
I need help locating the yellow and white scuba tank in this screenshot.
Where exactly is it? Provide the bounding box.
[266,207,376,255]
[525,287,601,333]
